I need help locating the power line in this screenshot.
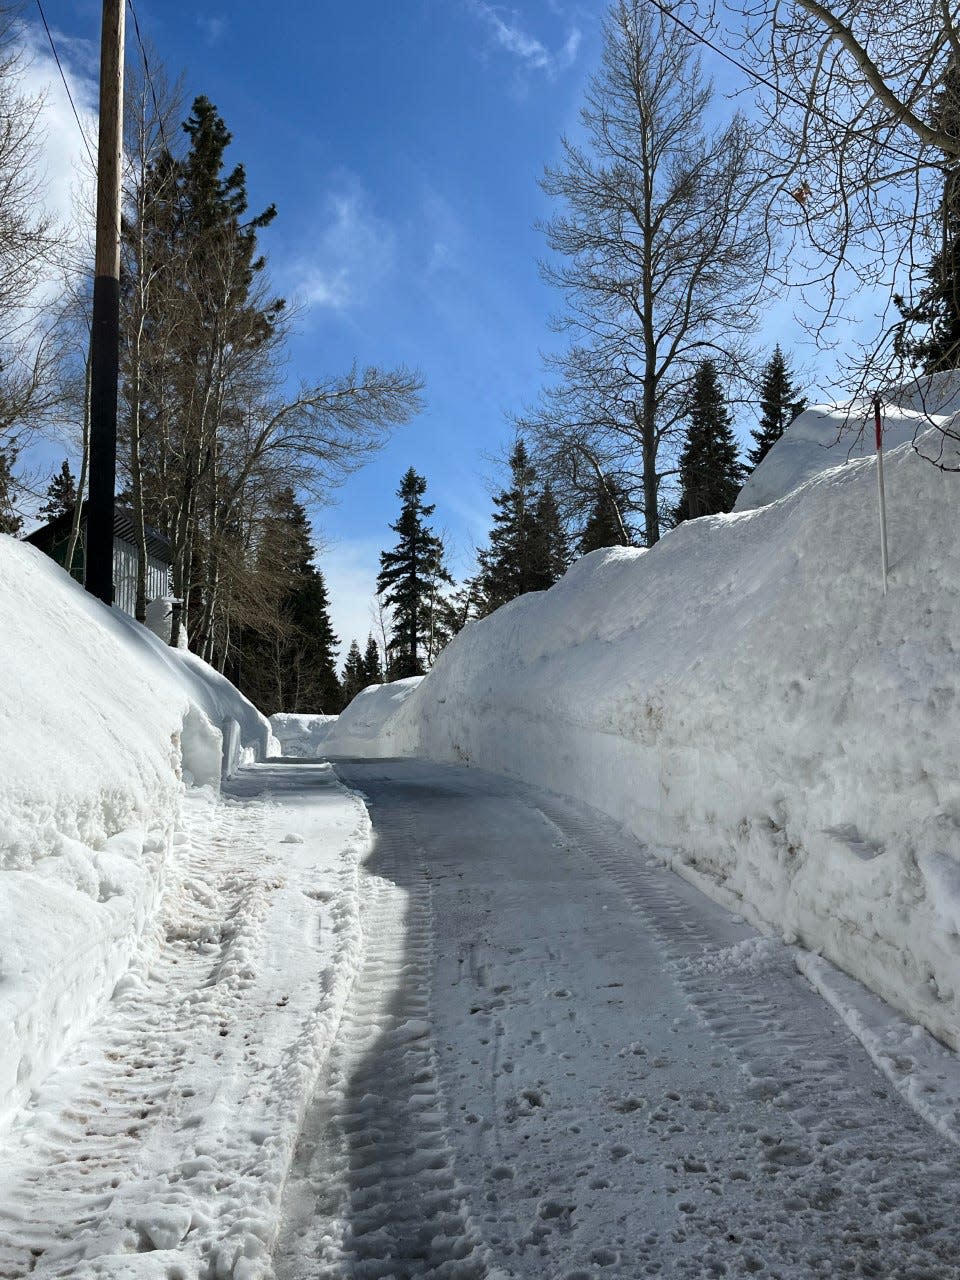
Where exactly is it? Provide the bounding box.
[125,0,173,156]
[34,0,95,168]
[641,0,927,172]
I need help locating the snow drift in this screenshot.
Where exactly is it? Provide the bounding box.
[324,397,960,1052]
[0,536,273,1129]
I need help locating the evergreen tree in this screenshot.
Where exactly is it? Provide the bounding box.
[423,539,462,665]
[0,448,20,535]
[895,61,960,373]
[578,476,633,554]
[476,440,543,614]
[290,563,342,713]
[528,482,568,590]
[240,491,341,714]
[362,634,383,685]
[39,459,77,521]
[341,639,366,706]
[674,360,745,522]
[748,347,806,469]
[447,581,477,630]
[128,95,284,648]
[377,468,451,678]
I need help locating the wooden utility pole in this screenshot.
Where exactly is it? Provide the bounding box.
[85,0,125,605]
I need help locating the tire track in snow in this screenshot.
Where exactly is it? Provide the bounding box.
[533,793,960,1278]
[0,794,272,1277]
[275,807,492,1280]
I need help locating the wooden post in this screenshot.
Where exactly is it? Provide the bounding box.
[85,0,125,605]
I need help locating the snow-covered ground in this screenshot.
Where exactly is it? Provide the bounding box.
[274,759,960,1279]
[0,537,275,1132]
[321,384,960,1055]
[0,760,370,1278]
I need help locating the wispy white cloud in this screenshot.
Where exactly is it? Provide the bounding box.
[470,2,581,78]
[287,182,396,312]
[419,188,467,276]
[16,21,98,275]
[197,16,227,46]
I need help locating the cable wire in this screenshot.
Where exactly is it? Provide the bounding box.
[125,0,174,156]
[34,0,95,168]
[641,0,931,171]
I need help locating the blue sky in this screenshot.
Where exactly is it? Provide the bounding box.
[29,0,620,647]
[24,0,855,652]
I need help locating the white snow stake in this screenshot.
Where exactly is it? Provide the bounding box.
[874,396,889,595]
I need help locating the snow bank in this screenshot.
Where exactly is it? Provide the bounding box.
[321,678,423,757]
[113,621,277,777]
[736,369,960,511]
[270,712,338,758]
[0,536,273,1130]
[324,408,960,1052]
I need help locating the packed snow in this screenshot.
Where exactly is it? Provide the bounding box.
[0,536,274,1131]
[0,761,370,1278]
[275,758,960,1280]
[0,535,373,1276]
[322,384,960,1055]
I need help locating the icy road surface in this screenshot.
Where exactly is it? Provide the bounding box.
[277,758,960,1280]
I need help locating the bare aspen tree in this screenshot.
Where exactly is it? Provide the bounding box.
[530,0,767,545]
[0,11,73,447]
[518,350,648,543]
[120,60,182,619]
[720,0,960,440]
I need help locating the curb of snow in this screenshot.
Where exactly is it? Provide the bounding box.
[795,948,960,1149]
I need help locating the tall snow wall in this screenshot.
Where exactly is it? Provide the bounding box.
[0,537,274,1130]
[325,420,960,1051]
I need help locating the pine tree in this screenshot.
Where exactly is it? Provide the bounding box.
[476,440,543,615]
[0,448,20,535]
[128,95,284,648]
[528,482,568,590]
[289,563,342,713]
[423,539,461,665]
[39,459,77,521]
[747,347,805,469]
[362,634,383,685]
[240,491,341,714]
[578,476,633,554]
[674,360,745,522]
[377,468,451,678]
[341,639,366,706]
[895,62,960,373]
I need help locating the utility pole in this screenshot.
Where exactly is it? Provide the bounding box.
[85,0,125,605]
